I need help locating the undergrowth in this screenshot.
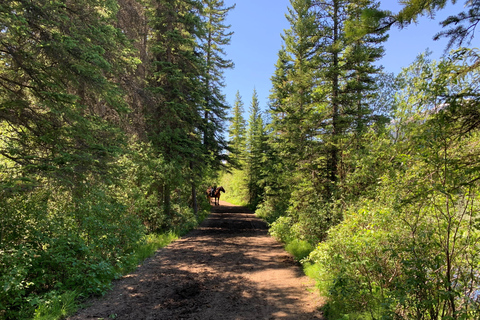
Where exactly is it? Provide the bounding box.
[27,210,210,320]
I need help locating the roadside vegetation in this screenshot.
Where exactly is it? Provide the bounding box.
[224,1,480,319]
[0,0,233,319]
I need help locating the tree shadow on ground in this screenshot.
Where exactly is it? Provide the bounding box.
[68,203,323,320]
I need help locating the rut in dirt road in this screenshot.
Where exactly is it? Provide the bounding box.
[68,201,324,320]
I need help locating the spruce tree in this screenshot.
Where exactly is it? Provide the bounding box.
[0,0,133,194]
[279,0,319,167]
[246,88,265,206]
[201,0,235,168]
[147,0,205,218]
[262,0,388,240]
[313,0,387,191]
[265,0,323,212]
[228,91,247,164]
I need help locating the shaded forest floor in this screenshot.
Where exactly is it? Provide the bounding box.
[68,201,324,320]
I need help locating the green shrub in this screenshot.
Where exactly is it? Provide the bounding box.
[307,204,398,319]
[0,186,145,319]
[308,194,480,320]
[269,216,294,243]
[284,239,313,261]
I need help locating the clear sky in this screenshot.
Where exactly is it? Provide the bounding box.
[221,0,474,115]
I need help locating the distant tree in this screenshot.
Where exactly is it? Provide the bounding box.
[228,91,247,164]
[245,88,266,206]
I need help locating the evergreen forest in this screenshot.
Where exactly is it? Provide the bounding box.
[1,0,480,319]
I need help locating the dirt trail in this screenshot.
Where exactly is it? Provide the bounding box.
[68,201,324,320]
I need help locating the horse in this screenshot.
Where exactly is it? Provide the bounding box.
[206,186,225,206]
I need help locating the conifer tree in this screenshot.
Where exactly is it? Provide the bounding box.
[147,0,205,217]
[259,48,296,216]
[246,88,265,206]
[278,0,319,167]
[265,0,323,210]
[313,0,387,191]
[201,0,235,168]
[0,0,133,194]
[228,91,247,163]
[261,0,388,241]
[314,0,346,189]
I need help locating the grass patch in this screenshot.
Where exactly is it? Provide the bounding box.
[221,195,248,207]
[284,239,314,261]
[303,261,322,280]
[135,232,179,263]
[33,290,79,320]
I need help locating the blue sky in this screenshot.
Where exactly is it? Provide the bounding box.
[221,0,472,114]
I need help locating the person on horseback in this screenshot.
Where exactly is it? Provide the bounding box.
[210,186,217,197]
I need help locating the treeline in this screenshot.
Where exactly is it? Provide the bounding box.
[0,0,233,318]
[223,0,480,319]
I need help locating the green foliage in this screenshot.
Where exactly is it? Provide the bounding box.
[133,233,179,265]
[245,88,267,207]
[308,203,399,319]
[285,239,314,261]
[306,49,480,319]
[218,169,249,206]
[228,91,247,164]
[201,0,235,168]
[33,290,79,320]
[0,187,144,319]
[0,0,231,318]
[269,216,295,244]
[254,0,389,255]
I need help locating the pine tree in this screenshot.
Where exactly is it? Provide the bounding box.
[228,91,247,164]
[246,88,265,206]
[314,0,347,189]
[147,0,205,217]
[313,0,387,191]
[261,0,388,240]
[265,0,323,211]
[201,0,235,168]
[279,0,319,166]
[343,0,387,138]
[0,0,133,194]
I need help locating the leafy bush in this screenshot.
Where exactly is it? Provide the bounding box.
[309,189,480,319]
[308,203,398,319]
[269,216,295,244]
[0,187,145,319]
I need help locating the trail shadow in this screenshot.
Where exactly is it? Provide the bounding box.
[68,202,323,320]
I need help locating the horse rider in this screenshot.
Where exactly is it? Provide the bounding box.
[210,186,217,197]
